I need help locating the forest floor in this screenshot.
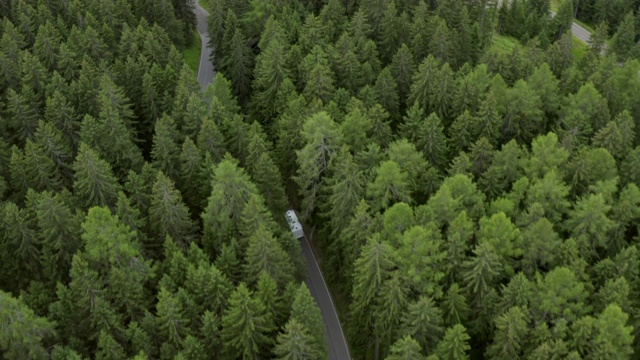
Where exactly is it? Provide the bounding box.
[183,31,202,73]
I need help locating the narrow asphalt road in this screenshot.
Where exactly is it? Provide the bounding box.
[496,0,592,43]
[300,232,352,360]
[549,10,592,43]
[194,0,214,90]
[192,3,351,358]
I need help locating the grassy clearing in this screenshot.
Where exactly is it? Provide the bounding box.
[492,33,520,54]
[550,0,559,12]
[183,31,202,73]
[571,34,587,59]
[199,0,213,13]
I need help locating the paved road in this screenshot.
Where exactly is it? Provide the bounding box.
[496,0,592,43]
[192,4,351,359]
[194,0,214,90]
[549,10,592,43]
[300,232,352,360]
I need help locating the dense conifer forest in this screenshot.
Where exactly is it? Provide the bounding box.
[1,0,640,358]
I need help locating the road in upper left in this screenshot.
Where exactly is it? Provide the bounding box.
[194,1,215,90]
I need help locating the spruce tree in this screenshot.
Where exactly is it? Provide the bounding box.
[149,171,195,249]
[72,143,121,211]
[274,319,321,360]
[290,283,327,359]
[436,324,471,360]
[151,114,180,182]
[0,290,56,359]
[386,336,425,360]
[221,283,275,360]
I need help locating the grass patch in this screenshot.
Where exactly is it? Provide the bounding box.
[572,35,587,59]
[182,31,201,74]
[198,0,213,13]
[550,0,559,12]
[573,18,596,34]
[492,33,520,54]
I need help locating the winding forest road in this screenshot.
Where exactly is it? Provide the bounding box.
[193,2,351,359]
[496,0,592,43]
[300,229,352,360]
[194,1,214,90]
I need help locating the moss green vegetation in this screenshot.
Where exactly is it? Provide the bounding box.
[492,34,519,54]
[183,31,202,73]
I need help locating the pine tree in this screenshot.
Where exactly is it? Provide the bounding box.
[591,304,634,359]
[374,271,409,355]
[442,283,470,326]
[221,283,275,360]
[184,262,232,319]
[151,114,180,182]
[72,143,121,211]
[251,38,291,122]
[156,286,190,353]
[323,146,365,239]
[449,111,477,154]
[196,115,226,164]
[610,12,637,62]
[417,112,449,169]
[386,336,425,360]
[400,296,444,351]
[462,243,502,300]
[367,160,412,213]
[274,319,321,360]
[486,306,530,359]
[223,27,254,100]
[149,171,195,249]
[44,90,81,150]
[436,324,471,360]
[398,225,447,296]
[290,283,327,358]
[202,156,260,254]
[178,137,208,211]
[0,201,41,291]
[34,191,81,284]
[339,107,372,154]
[243,224,295,288]
[0,290,56,359]
[250,151,289,216]
[374,67,400,118]
[14,139,63,193]
[5,88,39,144]
[294,111,341,219]
[34,120,73,187]
[302,60,336,105]
[390,44,414,100]
[350,235,397,354]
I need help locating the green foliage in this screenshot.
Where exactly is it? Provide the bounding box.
[3,0,640,357]
[290,283,327,358]
[221,283,275,360]
[0,290,56,359]
[72,143,121,211]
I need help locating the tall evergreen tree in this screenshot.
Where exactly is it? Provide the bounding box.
[290,283,327,359]
[436,324,471,360]
[221,283,275,360]
[0,290,56,359]
[149,172,195,250]
[72,143,121,211]
[274,319,321,360]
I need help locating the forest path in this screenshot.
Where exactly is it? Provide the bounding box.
[194,0,215,90]
[193,3,351,359]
